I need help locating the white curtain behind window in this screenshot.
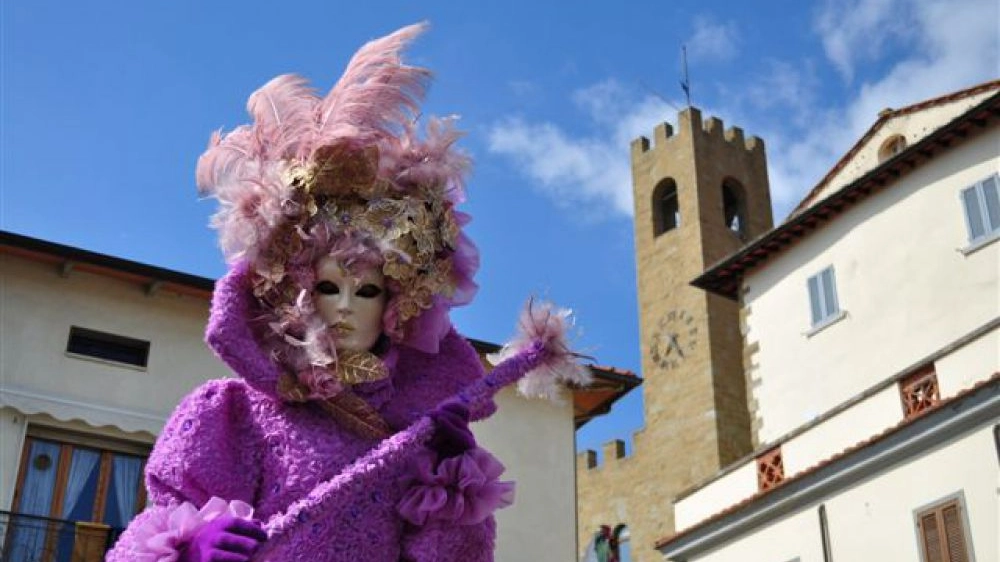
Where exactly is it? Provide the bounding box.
[112,454,143,525]
[10,440,61,562]
[60,448,100,518]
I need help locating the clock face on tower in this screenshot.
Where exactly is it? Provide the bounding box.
[649,308,699,370]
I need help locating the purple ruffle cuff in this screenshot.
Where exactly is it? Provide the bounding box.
[125,497,255,562]
[397,447,515,527]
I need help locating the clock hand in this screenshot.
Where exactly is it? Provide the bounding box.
[671,334,684,358]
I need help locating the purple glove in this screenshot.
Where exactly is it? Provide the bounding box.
[427,400,477,459]
[178,515,267,562]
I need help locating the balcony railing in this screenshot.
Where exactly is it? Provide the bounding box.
[0,511,124,562]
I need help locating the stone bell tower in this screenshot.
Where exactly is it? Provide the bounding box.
[577,107,774,562]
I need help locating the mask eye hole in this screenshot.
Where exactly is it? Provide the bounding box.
[315,280,340,295]
[356,284,383,299]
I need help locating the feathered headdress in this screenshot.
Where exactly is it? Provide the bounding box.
[196,23,478,402]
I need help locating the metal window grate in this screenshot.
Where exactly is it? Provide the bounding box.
[66,326,150,368]
[0,509,125,562]
[899,366,940,418]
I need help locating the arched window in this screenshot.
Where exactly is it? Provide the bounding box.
[878,134,907,163]
[722,179,746,239]
[652,179,680,236]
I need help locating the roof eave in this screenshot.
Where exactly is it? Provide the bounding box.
[790,79,1000,215]
[2,230,642,426]
[693,91,1000,300]
[1,230,216,298]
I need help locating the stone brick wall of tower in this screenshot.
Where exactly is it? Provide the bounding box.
[576,107,773,562]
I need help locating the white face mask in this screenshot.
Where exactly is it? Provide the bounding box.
[313,256,387,353]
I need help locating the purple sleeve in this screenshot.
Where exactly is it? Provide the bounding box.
[144,380,263,507]
[401,517,497,562]
[105,380,263,560]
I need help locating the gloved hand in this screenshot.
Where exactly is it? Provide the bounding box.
[178,515,267,562]
[427,400,476,459]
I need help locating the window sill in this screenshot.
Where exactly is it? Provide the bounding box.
[65,352,148,372]
[804,310,847,338]
[959,232,1000,256]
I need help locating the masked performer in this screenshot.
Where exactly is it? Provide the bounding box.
[106,23,588,562]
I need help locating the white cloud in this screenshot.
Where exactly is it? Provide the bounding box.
[746,60,819,116]
[488,0,998,222]
[686,16,739,63]
[745,0,998,218]
[487,80,674,218]
[816,0,919,82]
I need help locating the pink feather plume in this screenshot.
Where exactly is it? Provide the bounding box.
[488,300,592,403]
[195,23,449,267]
[315,22,432,150]
[246,74,319,161]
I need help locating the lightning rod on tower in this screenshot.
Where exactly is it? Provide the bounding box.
[680,45,692,108]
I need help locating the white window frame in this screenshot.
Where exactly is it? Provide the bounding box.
[806,266,845,335]
[960,173,1000,253]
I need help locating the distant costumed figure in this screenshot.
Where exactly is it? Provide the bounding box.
[105,23,590,562]
[581,524,626,562]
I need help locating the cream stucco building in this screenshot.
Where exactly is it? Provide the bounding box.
[0,231,637,562]
[658,81,999,561]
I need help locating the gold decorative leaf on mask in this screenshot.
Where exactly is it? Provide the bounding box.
[335,349,390,385]
[310,143,380,196]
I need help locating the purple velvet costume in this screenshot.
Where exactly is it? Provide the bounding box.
[105,24,591,561]
[106,268,507,562]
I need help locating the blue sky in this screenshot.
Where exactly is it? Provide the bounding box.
[2,0,997,455]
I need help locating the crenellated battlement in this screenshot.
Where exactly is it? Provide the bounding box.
[630,106,765,160]
[583,98,774,562]
[577,437,633,471]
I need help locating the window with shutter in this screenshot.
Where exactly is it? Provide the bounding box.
[921,512,943,562]
[941,504,968,562]
[916,497,971,562]
[806,266,843,330]
[961,173,1000,246]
